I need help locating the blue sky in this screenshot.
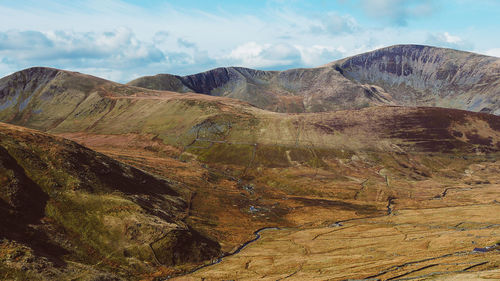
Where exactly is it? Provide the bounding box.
[1,0,499,82]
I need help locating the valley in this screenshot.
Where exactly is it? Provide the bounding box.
[0,45,499,280]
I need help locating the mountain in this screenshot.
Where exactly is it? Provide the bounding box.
[0,67,143,132]
[128,45,500,114]
[1,66,499,155]
[333,45,500,114]
[128,65,394,113]
[0,122,220,280]
[0,66,499,154]
[1,46,500,280]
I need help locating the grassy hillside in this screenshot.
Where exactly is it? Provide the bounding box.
[1,67,499,156]
[0,122,221,280]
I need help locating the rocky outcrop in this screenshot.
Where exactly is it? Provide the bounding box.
[334,45,500,114]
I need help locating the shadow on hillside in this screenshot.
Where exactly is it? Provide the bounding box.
[0,145,69,267]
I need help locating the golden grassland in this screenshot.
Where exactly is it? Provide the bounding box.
[60,130,500,281]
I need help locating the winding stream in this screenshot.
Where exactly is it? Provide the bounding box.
[166,227,280,279]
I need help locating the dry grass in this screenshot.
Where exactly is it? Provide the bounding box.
[180,203,500,280]
[59,129,500,281]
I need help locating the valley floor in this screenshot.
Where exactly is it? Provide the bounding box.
[60,133,500,281]
[178,203,500,280]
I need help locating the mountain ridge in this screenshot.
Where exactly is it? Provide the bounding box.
[1,63,500,155]
[128,44,500,114]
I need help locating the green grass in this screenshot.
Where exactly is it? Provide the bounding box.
[45,193,140,265]
[189,142,254,166]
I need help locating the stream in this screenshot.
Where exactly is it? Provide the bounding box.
[166,227,280,280]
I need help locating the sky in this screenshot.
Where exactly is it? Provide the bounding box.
[0,0,499,82]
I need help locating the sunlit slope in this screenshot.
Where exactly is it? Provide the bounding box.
[1,67,499,157]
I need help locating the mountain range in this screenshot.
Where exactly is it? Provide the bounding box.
[0,44,499,280]
[129,45,500,114]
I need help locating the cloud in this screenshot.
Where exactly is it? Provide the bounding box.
[359,0,436,26]
[153,31,169,44]
[0,28,211,81]
[0,30,53,50]
[0,1,495,82]
[296,45,345,66]
[484,48,500,58]
[425,32,473,50]
[0,28,166,63]
[222,42,345,69]
[224,42,301,69]
[260,44,302,63]
[310,12,359,34]
[177,38,197,49]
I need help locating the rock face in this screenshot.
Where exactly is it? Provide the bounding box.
[335,45,500,114]
[128,45,500,114]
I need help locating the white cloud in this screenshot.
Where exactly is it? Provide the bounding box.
[223,42,345,69]
[310,12,359,34]
[296,45,345,66]
[0,28,203,81]
[0,30,53,50]
[225,42,277,68]
[484,48,500,58]
[153,31,169,44]
[440,32,461,44]
[224,42,304,69]
[425,32,473,50]
[177,38,197,49]
[0,28,164,63]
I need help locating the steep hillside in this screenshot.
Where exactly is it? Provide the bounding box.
[334,44,500,114]
[0,122,220,280]
[128,66,394,113]
[128,45,500,114]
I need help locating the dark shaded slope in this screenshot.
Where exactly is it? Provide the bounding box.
[0,145,48,224]
[0,122,221,279]
[310,106,500,153]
